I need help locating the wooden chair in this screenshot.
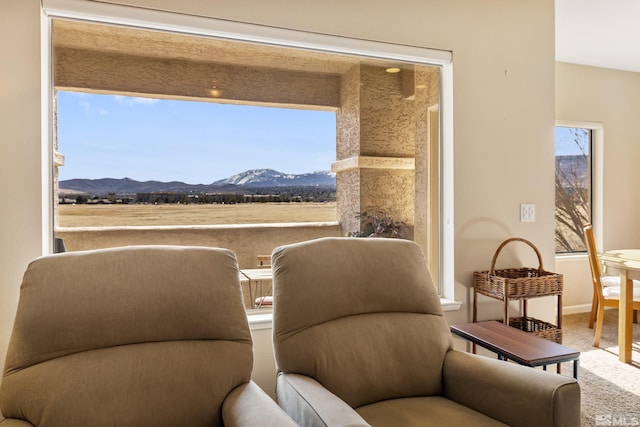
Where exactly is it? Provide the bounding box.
[584,224,640,346]
[254,255,273,308]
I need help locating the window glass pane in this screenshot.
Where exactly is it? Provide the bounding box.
[56,91,337,227]
[555,126,591,253]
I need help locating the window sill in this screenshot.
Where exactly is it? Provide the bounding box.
[555,252,588,261]
[247,297,463,330]
[247,311,274,330]
[440,297,463,312]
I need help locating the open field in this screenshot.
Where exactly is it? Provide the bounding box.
[58,202,337,227]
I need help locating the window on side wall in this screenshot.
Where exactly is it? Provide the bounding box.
[554,125,592,253]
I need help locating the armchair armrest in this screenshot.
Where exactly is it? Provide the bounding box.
[222,380,297,427]
[0,419,35,427]
[443,349,580,427]
[277,373,370,427]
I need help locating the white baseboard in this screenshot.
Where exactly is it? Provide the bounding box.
[563,304,592,315]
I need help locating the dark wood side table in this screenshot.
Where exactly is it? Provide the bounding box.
[451,320,580,379]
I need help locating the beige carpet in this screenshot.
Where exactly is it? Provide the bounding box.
[560,310,640,426]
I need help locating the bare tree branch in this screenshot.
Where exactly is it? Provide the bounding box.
[555,127,590,252]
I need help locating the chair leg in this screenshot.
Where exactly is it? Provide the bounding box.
[588,294,598,329]
[593,304,605,347]
[634,310,638,324]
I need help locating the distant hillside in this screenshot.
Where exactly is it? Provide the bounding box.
[60,169,336,196]
[556,155,588,188]
[59,177,237,196]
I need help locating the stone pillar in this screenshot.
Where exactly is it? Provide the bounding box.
[358,64,415,228]
[334,64,438,238]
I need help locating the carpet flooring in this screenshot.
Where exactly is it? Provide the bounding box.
[560,310,640,426]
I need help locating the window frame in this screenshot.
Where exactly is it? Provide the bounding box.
[42,0,455,302]
[555,120,603,255]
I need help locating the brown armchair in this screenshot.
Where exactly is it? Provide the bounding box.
[0,245,296,427]
[272,237,580,427]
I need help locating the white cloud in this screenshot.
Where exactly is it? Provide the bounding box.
[76,100,108,116]
[79,100,91,114]
[113,95,160,106]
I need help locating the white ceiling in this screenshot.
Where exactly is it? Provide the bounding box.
[556,0,640,73]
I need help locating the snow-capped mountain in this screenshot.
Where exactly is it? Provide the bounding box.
[214,169,335,187]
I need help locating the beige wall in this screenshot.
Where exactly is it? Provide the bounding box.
[56,224,342,269]
[0,1,45,416]
[0,0,556,411]
[555,62,640,310]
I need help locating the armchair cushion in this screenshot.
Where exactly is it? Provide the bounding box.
[2,340,252,425]
[601,284,640,300]
[275,312,451,408]
[273,238,452,408]
[277,372,507,427]
[0,420,34,427]
[600,275,640,289]
[277,373,370,427]
[356,396,507,427]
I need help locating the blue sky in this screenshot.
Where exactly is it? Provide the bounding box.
[57,91,336,184]
[555,126,590,156]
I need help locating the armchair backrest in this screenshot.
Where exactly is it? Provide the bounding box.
[272,237,452,408]
[1,245,252,427]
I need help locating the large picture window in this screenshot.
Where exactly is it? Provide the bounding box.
[46,11,452,303]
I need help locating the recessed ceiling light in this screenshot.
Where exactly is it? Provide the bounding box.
[385,67,401,74]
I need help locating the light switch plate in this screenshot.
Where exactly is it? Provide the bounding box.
[520,204,535,222]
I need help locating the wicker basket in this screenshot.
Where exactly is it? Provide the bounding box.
[473,237,563,300]
[509,316,563,343]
